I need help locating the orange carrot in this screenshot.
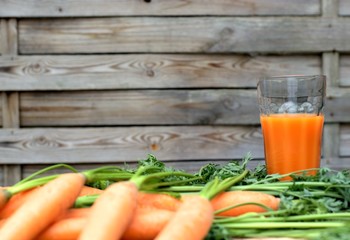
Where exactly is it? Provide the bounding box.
[155,172,248,240]
[155,195,213,240]
[211,191,280,217]
[37,217,87,240]
[0,173,85,240]
[78,181,138,240]
[0,189,11,211]
[78,186,104,197]
[137,192,181,211]
[0,218,6,228]
[0,187,41,219]
[122,207,174,240]
[55,207,92,222]
[38,206,173,240]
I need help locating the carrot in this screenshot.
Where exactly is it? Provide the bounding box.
[0,173,85,240]
[37,217,87,240]
[211,191,280,217]
[0,218,6,228]
[137,192,181,211]
[122,207,174,240]
[78,181,138,240]
[78,186,104,197]
[0,189,11,211]
[155,195,213,240]
[0,187,41,219]
[60,207,91,219]
[38,206,174,240]
[155,170,249,240]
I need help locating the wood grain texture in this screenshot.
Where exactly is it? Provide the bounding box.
[0,92,3,126]
[20,90,260,126]
[323,52,339,88]
[0,19,17,56]
[322,53,340,167]
[0,126,263,164]
[325,88,350,123]
[18,89,349,126]
[339,55,350,86]
[0,19,6,56]
[339,0,350,16]
[0,167,3,186]
[18,17,347,54]
[340,124,350,157]
[2,92,20,128]
[322,124,340,166]
[0,55,321,90]
[0,0,321,17]
[322,0,338,17]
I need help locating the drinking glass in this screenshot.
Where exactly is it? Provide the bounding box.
[257,75,326,179]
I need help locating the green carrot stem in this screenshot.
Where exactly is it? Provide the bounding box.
[201,169,249,200]
[145,176,203,189]
[214,209,289,223]
[220,221,346,229]
[8,174,59,195]
[14,164,78,186]
[129,166,197,190]
[74,195,99,208]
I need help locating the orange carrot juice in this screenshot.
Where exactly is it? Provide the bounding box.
[260,114,324,179]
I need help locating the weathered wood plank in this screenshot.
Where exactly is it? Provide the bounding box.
[0,19,17,56]
[322,53,340,167]
[0,19,4,55]
[339,0,350,16]
[0,167,3,186]
[2,92,21,185]
[18,89,350,126]
[2,92,20,128]
[339,55,350,87]
[322,124,340,166]
[0,55,321,91]
[339,124,350,157]
[0,0,321,17]
[1,19,22,185]
[325,88,350,123]
[323,52,339,87]
[0,126,264,164]
[20,90,260,126]
[322,0,338,17]
[18,17,348,54]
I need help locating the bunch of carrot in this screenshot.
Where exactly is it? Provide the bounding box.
[0,159,283,240]
[2,154,347,240]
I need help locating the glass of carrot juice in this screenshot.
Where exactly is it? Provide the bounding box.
[257,75,326,179]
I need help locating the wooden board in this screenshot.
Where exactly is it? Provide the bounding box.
[0,126,264,164]
[0,20,3,55]
[339,55,350,87]
[18,89,349,126]
[338,0,350,16]
[20,90,260,126]
[325,88,350,123]
[18,17,349,54]
[0,92,3,126]
[339,124,350,157]
[0,55,321,90]
[0,0,321,17]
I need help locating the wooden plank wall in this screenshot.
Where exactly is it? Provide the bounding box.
[0,0,349,184]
